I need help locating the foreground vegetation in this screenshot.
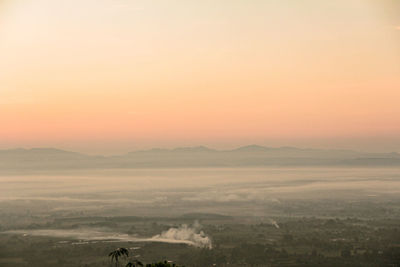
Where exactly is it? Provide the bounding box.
[1,212,399,266]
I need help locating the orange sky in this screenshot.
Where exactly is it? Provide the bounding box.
[1,0,400,154]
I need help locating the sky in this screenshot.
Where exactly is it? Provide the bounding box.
[1,0,400,154]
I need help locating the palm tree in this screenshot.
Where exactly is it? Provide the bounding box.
[109,247,129,267]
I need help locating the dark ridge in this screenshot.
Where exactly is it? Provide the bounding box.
[232,144,271,152]
[172,146,215,152]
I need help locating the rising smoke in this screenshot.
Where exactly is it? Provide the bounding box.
[150,221,212,249]
[269,219,280,229]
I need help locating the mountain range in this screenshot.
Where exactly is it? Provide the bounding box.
[0,145,399,173]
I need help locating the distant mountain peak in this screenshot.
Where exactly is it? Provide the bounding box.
[233,145,270,152]
[30,147,68,152]
[130,148,169,153]
[172,146,215,152]
[128,146,215,154]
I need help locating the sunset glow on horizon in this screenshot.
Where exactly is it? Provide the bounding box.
[1,0,400,154]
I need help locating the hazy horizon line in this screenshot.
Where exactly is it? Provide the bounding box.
[1,144,399,157]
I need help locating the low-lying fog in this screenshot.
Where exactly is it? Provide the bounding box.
[1,168,399,197]
[1,167,399,218]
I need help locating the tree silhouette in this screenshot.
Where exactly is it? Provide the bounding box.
[109,247,129,267]
[145,261,179,267]
[126,259,144,267]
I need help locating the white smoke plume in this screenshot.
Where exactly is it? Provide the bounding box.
[270,219,280,229]
[150,222,212,249]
